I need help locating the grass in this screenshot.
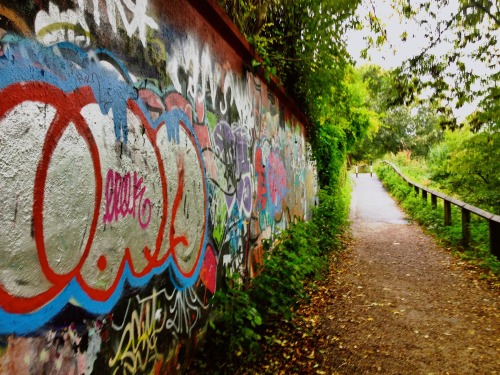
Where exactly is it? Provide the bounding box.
[376,162,500,282]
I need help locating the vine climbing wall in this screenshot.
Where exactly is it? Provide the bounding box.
[0,0,317,373]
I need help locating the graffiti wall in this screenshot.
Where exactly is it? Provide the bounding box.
[0,0,317,373]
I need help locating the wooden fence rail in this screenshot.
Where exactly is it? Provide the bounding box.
[382,161,500,259]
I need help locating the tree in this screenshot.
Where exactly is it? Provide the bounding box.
[372,0,500,131]
[314,66,379,187]
[350,65,444,161]
[428,127,500,213]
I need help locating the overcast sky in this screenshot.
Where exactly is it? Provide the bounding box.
[345,0,457,69]
[344,0,485,120]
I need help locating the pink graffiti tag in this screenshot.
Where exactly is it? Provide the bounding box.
[103,169,152,229]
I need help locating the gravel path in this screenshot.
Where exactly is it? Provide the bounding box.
[319,174,500,374]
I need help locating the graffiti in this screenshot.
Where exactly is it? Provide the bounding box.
[223,206,248,275]
[35,0,158,47]
[199,244,217,294]
[255,146,268,211]
[254,143,287,225]
[109,289,166,374]
[103,169,152,230]
[166,35,256,130]
[109,287,204,373]
[0,322,102,374]
[35,2,91,46]
[87,0,159,47]
[248,244,264,279]
[268,151,287,214]
[165,287,204,338]
[283,124,313,221]
[0,5,32,35]
[0,38,207,334]
[0,1,317,372]
[212,121,252,217]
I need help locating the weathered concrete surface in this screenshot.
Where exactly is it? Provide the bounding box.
[0,1,316,373]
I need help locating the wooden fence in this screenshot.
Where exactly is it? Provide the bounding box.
[383,161,500,259]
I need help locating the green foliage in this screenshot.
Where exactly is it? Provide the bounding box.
[313,67,377,188]
[208,273,263,362]
[249,220,325,323]
[386,127,500,215]
[350,66,445,163]
[313,121,348,189]
[194,176,351,371]
[353,104,444,162]
[376,162,500,277]
[380,0,500,131]
[217,0,275,37]
[313,184,351,250]
[383,151,433,187]
[428,128,500,214]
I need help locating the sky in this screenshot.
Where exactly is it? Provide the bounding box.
[345,0,415,69]
[345,0,456,69]
[344,0,497,121]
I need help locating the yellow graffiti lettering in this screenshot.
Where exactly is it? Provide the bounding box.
[109,289,166,374]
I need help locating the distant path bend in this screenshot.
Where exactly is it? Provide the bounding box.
[320,173,500,374]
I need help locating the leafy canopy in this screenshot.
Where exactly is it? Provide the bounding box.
[350,65,444,162]
[363,0,500,131]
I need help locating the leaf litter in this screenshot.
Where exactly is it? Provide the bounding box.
[238,221,499,374]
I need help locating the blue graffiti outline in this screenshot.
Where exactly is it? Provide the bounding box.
[0,35,209,334]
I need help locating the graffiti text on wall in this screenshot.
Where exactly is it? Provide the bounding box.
[0,1,317,372]
[35,0,159,46]
[0,38,207,334]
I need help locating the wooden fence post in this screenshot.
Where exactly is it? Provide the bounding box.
[422,190,427,201]
[431,194,437,209]
[490,217,500,259]
[444,201,452,226]
[461,208,471,247]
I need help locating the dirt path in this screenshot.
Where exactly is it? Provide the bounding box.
[319,173,500,374]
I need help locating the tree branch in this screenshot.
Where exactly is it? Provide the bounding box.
[476,171,490,185]
[465,0,500,26]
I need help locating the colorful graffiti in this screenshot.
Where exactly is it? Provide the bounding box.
[0,45,207,331]
[108,287,204,374]
[0,0,317,373]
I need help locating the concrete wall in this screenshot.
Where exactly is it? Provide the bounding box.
[0,0,317,373]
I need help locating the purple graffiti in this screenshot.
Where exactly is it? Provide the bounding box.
[103,169,152,229]
[213,122,252,214]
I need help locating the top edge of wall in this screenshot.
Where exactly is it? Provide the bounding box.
[186,0,311,131]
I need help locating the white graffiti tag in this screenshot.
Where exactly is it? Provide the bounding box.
[35,2,91,46]
[37,0,160,47]
[102,0,159,47]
